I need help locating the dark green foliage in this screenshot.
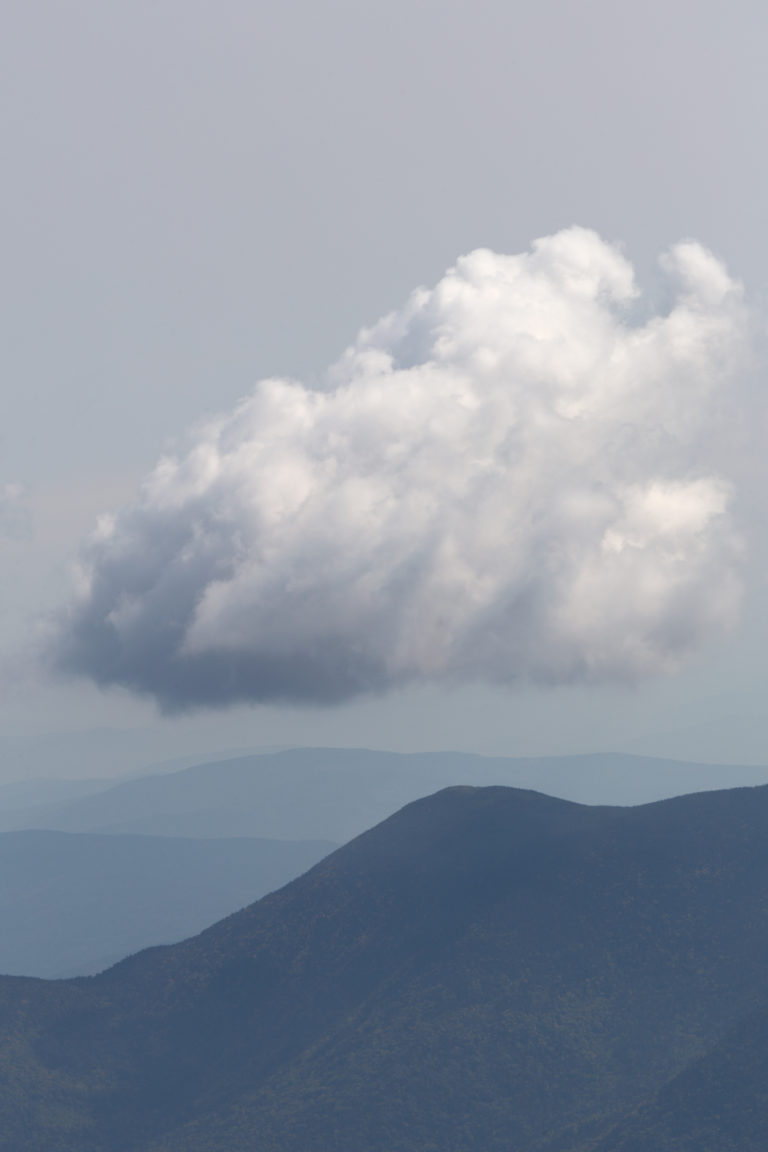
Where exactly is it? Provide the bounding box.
[590,1005,768,1152]
[0,783,767,1149]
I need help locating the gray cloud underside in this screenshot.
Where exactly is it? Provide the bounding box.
[54,228,750,709]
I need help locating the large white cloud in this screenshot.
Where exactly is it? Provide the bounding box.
[55,228,750,708]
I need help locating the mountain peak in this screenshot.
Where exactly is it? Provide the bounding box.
[3,782,768,1150]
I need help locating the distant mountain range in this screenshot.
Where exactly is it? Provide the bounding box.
[3,746,767,841]
[2,746,767,982]
[0,830,333,978]
[0,782,767,1149]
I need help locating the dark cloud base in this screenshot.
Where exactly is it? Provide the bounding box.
[54,624,391,711]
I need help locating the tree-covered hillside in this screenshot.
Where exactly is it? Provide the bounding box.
[0,784,767,1150]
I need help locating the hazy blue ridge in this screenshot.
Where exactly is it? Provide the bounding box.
[0,776,116,812]
[2,746,767,842]
[0,830,334,978]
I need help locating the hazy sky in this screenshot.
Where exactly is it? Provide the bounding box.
[3,0,768,779]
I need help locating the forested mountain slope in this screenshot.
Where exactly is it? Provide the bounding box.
[589,1002,768,1152]
[0,784,767,1150]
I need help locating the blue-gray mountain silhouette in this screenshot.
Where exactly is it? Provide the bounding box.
[0,783,767,1150]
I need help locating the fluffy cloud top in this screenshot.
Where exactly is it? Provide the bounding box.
[55,228,749,708]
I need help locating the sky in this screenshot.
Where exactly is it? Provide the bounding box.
[3,0,768,782]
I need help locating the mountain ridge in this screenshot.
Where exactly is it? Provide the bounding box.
[0,783,766,1149]
[3,746,768,842]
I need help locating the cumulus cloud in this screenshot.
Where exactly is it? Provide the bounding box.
[54,228,750,708]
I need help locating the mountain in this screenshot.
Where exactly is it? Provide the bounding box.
[2,745,767,841]
[0,830,333,978]
[0,775,117,811]
[590,1004,768,1151]
[0,783,767,1149]
[0,745,292,813]
[0,725,287,782]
